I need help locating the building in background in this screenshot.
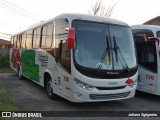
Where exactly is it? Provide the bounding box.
[144,16,160,25]
[0,39,10,55]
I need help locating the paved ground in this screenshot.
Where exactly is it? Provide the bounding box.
[0,74,160,120]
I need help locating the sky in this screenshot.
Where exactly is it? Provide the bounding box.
[0,0,160,40]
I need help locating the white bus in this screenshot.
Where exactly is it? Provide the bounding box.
[10,13,138,102]
[132,25,160,95]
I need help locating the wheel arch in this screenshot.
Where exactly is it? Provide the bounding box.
[43,69,53,88]
[17,61,21,69]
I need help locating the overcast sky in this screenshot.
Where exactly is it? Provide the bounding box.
[0,0,160,40]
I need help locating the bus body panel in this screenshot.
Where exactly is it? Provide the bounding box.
[10,14,138,102]
[154,42,160,95]
[137,67,157,94]
[69,72,137,102]
[10,48,21,72]
[57,66,72,100]
[68,58,138,102]
[132,25,160,95]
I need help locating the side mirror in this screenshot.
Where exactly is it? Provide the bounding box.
[67,28,75,49]
[148,37,160,41]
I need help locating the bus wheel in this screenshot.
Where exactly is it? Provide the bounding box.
[17,65,23,80]
[46,76,57,99]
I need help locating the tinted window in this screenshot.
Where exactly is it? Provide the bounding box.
[73,20,137,70]
[33,27,41,48]
[157,31,160,37]
[55,19,70,73]
[13,36,17,48]
[41,23,53,48]
[21,32,27,48]
[135,41,157,73]
[132,29,154,37]
[10,37,14,48]
[16,35,21,48]
[26,30,33,48]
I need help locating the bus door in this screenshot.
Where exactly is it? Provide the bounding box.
[136,41,158,94]
[56,39,71,99]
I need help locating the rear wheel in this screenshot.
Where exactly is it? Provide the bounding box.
[46,76,57,99]
[17,65,24,80]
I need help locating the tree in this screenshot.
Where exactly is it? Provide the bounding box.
[88,0,118,18]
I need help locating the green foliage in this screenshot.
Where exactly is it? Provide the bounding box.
[0,54,9,68]
[0,82,31,120]
[0,82,21,111]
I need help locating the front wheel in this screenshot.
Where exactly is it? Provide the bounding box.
[46,76,57,99]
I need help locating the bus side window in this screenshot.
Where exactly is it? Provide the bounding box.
[21,32,27,48]
[10,37,14,48]
[16,36,19,48]
[26,30,33,49]
[41,23,53,48]
[147,47,155,62]
[13,36,17,48]
[20,34,22,48]
[33,27,41,48]
[17,36,19,48]
[55,18,71,73]
[17,35,22,48]
[132,29,154,37]
[136,42,157,73]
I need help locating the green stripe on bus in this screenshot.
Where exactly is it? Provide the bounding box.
[21,50,39,82]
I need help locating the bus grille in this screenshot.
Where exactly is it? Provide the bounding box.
[89,92,130,100]
[96,86,126,90]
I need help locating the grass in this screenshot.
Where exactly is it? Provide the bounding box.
[0,54,15,74]
[0,82,21,111]
[0,81,32,120]
[0,67,15,73]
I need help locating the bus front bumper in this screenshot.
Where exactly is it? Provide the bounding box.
[70,82,137,103]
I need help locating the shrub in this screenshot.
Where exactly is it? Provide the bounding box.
[0,54,10,68]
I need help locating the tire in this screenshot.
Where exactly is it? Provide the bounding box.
[17,65,24,80]
[46,76,57,99]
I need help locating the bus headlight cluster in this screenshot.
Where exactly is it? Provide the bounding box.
[74,78,94,91]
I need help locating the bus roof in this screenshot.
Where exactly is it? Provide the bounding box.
[12,13,128,36]
[54,13,128,26]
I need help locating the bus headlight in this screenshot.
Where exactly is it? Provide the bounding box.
[74,78,94,91]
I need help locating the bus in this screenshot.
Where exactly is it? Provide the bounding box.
[10,13,138,102]
[131,25,160,95]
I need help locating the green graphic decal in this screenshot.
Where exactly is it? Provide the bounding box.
[21,50,39,82]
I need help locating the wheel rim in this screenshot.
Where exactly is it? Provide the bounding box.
[47,81,53,95]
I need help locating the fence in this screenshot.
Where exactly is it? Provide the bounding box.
[0,48,9,55]
[0,48,10,68]
[0,55,10,68]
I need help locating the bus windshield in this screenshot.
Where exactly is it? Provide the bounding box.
[73,20,137,71]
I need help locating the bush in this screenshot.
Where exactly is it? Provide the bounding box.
[0,54,10,68]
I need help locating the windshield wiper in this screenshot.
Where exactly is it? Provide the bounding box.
[113,35,130,72]
[96,35,111,71]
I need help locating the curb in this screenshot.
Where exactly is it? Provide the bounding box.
[0,73,17,77]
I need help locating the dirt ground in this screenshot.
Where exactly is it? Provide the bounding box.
[1,75,160,120]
